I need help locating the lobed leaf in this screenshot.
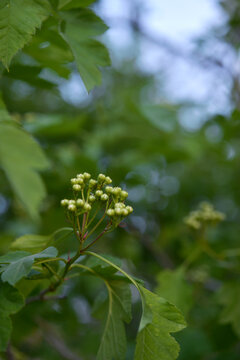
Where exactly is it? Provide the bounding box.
[60,8,111,91]
[96,280,132,360]
[0,0,51,67]
[135,286,186,360]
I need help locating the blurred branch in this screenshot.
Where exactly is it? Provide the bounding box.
[37,319,83,360]
[6,343,15,360]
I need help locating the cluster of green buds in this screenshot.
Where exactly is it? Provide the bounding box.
[184,202,225,230]
[60,173,133,247]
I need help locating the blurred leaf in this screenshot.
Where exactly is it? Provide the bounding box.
[218,282,240,337]
[85,254,122,276]
[135,286,186,360]
[0,0,51,68]
[97,280,132,360]
[0,246,58,285]
[11,227,73,253]
[3,65,56,89]
[155,267,193,316]
[0,281,24,351]
[61,8,110,91]
[0,122,49,219]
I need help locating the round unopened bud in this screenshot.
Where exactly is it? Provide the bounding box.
[76,199,84,207]
[89,179,97,188]
[83,172,91,180]
[95,190,103,197]
[76,177,84,185]
[61,199,69,207]
[105,176,112,184]
[113,187,121,195]
[73,184,81,191]
[120,190,128,199]
[105,186,113,194]
[115,202,124,209]
[68,204,76,212]
[71,178,78,184]
[115,207,122,216]
[98,173,106,181]
[122,209,128,216]
[77,174,83,178]
[69,200,76,205]
[101,194,108,201]
[89,195,96,202]
[84,203,91,211]
[126,206,133,214]
[107,209,115,217]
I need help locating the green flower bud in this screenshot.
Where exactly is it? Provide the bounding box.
[73,184,81,191]
[96,190,103,197]
[76,199,84,207]
[113,187,121,195]
[76,177,84,185]
[68,204,76,212]
[89,179,97,188]
[71,178,78,184]
[69,200,76,205]
[120,190,128,200]
[122,209,128,216]
[83,172,91,180]
[89,195,96,202]
[76,174,83,179]
[126,206,133,213]
[84,203,91,211]
[115,202,124,209]
[107,209,115,217]
[98,173,106,181]
[105,176,112,184]
[61,199,69,207]
[105,186,113,194]
[115,207,122,216]
[101,194,108,201]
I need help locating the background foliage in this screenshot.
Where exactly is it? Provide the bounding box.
[0,0,240,359]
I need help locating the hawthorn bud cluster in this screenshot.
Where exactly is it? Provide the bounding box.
[60,172,133,225]
[184,202,225,230]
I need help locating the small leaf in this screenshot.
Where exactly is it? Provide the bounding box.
[0,0,51,67]
[155,267,193,316]
[135,286,186,360]
[0,247,58,285]
[97,280,132,360]
[86,254,122,276]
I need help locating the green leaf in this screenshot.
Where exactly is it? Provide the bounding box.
[4,65,56,89]
[0,122,49,219]
[85,254,122,276]
[60,9,111,91]
[218,282,240,337]
[135,286,186,360]
[0,281,24,351]
[155,267,193,316]
[0,313,11,352]
[97,280,132,360]
[85,252,186,360]
[0,0,51,68]
[11,227,73,253]
[0,247,58,285]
